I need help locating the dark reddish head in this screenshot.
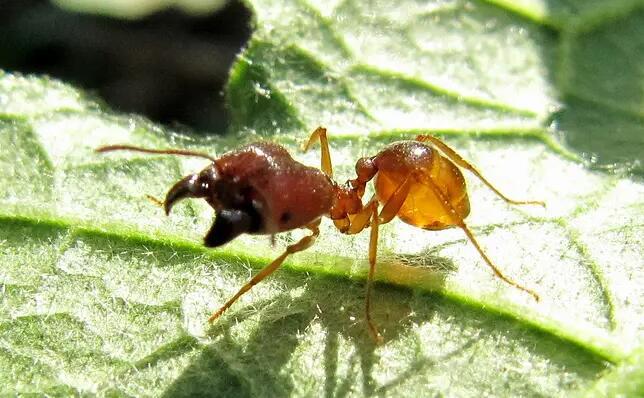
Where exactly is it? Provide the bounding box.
[161,162,263,247]
[96,142,336,248]
[163,142,335,247]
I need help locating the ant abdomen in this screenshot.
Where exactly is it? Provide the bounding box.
[373,141,470,230]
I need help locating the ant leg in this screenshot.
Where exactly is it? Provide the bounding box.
[145,194,164,208]
[333,218,350,233]
[347,174,410,234]
[347,196,378,234]
[415,135,544,207]
[96,145,216,162]
[342,166,410,231]
[364,178,414,344]
[339,198,384,342]
[378,174,412,224]
[421,175,540,301]
[331,198,382,342]
[207,220,321,323]
[342,181,412,344]
[302,126,333,177]
[365,203,383,344]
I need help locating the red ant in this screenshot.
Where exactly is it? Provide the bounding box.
[97,127,543,343]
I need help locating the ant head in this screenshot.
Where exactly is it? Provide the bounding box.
[164,164,219,215]
[165,164,264,247]
[96,145,264,247]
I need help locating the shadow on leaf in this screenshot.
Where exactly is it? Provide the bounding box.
[161,259,447,397]
[551,8,644,175]
[156,253,605,397]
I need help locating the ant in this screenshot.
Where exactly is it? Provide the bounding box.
[97,127,544,343]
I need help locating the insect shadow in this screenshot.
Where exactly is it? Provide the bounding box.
[159,265,453,398]
[147,241,456,397]
[156,265,607,398]
[385,248,459,274]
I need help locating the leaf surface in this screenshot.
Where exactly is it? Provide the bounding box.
[1,0,643,396]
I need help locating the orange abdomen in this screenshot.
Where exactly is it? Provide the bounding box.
[373,141,470,230]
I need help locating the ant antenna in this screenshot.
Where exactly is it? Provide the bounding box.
[96,145,217,163]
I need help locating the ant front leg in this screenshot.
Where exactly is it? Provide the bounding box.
[302,126,334,177]
[416,135,544,207]
[207,220,321,323]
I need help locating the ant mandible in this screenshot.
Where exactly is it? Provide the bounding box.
[97,127,544,343]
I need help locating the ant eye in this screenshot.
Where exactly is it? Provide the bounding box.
[280,212,292,224]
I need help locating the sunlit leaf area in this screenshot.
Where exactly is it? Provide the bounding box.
[1,0,643,396]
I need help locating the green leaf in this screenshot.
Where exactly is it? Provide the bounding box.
[51,0,229,19]
[1,0,643,396]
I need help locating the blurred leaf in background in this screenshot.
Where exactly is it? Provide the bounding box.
[0,0,251,132]
[52,0,229,19]
[0,0,643,396]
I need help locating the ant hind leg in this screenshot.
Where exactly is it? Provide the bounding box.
[421,175,541,301]
[415,135,544,207]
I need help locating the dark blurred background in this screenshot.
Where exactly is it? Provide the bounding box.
[0,0,252,133]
